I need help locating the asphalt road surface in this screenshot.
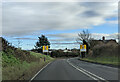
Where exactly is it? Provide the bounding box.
[32,57,119,81]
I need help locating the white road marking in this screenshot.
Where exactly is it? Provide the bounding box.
[79,67,105,80]
[29,62,52,82]
[67,60,98,80]
[67,59,108,82]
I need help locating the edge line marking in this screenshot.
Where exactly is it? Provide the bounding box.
[67,59,107,81]
[29,62,52,82]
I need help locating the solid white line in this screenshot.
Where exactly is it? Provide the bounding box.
[67,59,107,81]
[80,67,105,80]
[29,62,52,82]
[67,60,98,80]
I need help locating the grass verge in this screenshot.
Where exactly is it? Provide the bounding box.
[2,51,55,80]
[80,55,119,66]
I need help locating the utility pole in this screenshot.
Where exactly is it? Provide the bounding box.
[17,38,20,48]
[17,38,22,49]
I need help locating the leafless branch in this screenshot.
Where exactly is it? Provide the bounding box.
[76,29,91,44]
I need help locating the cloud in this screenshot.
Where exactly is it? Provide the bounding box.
[49,38,75,42]
[91,33,118,40]
[106,20,118,24]
[13,37,38,40]
[11,32,119,42]
[47,32,119,43]
[51,42,78,45]
[8,32,119,49]
[47,33,78,38]
[2,2,118,36]
[82,10,100,17]
[3,0,119,2]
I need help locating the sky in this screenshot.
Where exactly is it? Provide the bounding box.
[1,1,119,50]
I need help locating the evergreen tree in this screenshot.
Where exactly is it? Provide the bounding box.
[35,35,50,52]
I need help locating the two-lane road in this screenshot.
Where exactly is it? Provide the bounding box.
[31,57,118,81]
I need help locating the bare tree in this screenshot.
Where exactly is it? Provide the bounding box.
[76,30,93,54]
[76,30,91,44]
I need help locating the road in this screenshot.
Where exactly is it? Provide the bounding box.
[31,57,119,81]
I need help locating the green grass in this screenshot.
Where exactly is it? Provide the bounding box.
[3,61,51,80]
[2,52,21,67]
[30,51,55,63]
[3,61,30,80]
[30,51,53,60]
[2,51,54,80]
[80,55,119,66]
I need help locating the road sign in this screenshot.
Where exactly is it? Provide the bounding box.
[43,46,48,52]
[80,45,86,52]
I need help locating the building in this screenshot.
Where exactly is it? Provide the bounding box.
[90,36,118,48]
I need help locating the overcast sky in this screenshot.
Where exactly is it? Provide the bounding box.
[2,1,119,50]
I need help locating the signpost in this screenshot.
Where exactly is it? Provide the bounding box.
[43,46,48,53]
[80,45,86,52]
[80,45,86,58]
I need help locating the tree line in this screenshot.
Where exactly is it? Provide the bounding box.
[31,30,92,58]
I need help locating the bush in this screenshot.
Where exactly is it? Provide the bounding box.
[91,43,118,57]
[51,50,79,57]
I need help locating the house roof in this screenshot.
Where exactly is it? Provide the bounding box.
[91,39,117,44]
